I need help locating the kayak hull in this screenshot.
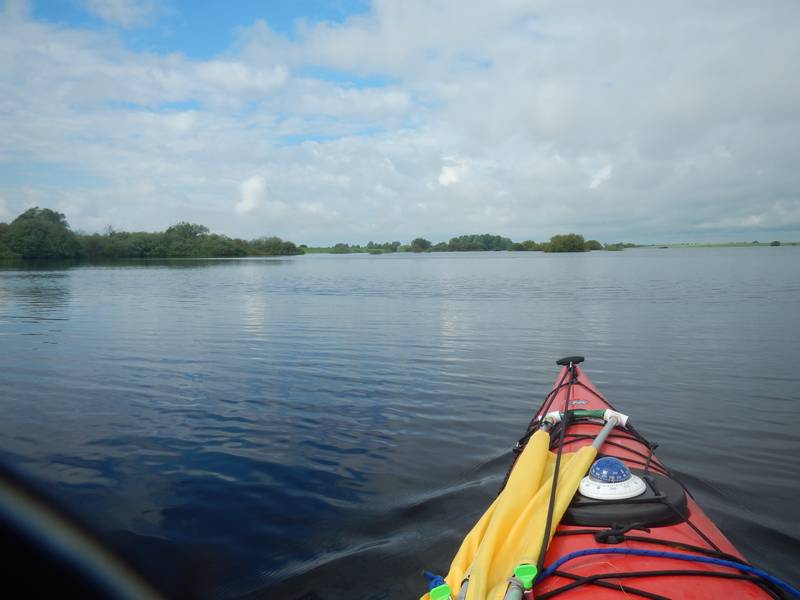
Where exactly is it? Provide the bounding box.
[528,364,773,599]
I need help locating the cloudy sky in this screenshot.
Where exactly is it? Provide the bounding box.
[1,0,798,244]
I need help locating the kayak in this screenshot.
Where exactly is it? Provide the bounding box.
[422,357,797,600]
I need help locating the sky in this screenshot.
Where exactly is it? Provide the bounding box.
[1,0,798,244]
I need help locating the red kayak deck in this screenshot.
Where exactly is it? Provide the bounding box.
[524,363,773,599]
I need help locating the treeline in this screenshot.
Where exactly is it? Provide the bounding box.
[312,233,636,254]
[533,234,636,253]
[0,207,303,259]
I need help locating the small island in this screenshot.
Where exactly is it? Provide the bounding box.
[305,233,637,254]
[0,208,303,259]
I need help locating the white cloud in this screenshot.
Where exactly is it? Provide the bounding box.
[195,61,288,98]
[697,200,800,231]
[438,165,459,187]
[80,0,156,28]
[235,176,266,215]
[2,0,30,20]
[1,2,799,243]
[589,165,613,190]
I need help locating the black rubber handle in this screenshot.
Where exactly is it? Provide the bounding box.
[556,355,585,366]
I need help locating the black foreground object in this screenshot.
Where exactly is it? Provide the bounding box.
[556,356,585,366]
[0,463,165,600]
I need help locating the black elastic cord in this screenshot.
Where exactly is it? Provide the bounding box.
[557,434,667,468]
[537,569,785,600]
[516,366,784,598]
[539,369,572,420]
[548,569,668,600]
[498,368,571,493]
[553,529,744,563]
[684,516,723,553]
[571,380,618,410]
[536,368,575,573]
[626,422,659,475]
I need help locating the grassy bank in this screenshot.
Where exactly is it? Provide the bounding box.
[644,241,797,249]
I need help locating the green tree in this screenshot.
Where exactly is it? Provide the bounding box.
[770,240,781,246]
[448,234,514,251]
[1,207,304,259]
[410,237,432,252]
[199,234,248,257]
[511,240,541,251]
[584,239,603,251]
[165,222,209,239]
[0,222,12,257]
[524,240,542,251]
[3,207,81,258]
[248,236,301,256]
[14,207,70,227]
[543,233,586,253]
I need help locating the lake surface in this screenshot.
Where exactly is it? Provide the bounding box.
[1,248,799,598]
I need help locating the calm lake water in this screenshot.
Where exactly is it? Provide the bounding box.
[1,248,799,598]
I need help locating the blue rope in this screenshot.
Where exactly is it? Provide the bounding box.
[538,548,800,597]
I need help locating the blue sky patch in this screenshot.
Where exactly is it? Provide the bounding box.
[295,66,396,88]
[34,0,371,59]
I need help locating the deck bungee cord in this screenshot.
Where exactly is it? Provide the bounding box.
[528,360,794,598]
[540,414,728,555]
[534,360,577,576]
[536,549,800,598]
[538,570,787,600]
[421,357,798,600]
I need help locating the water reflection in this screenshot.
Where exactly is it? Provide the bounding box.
[0,249,798,599]
[239,285,270,334]
[0,257,294,271]
[0,258,82,272]
[0,271,72,324]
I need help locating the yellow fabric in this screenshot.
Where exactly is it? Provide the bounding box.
[420,430,597,600]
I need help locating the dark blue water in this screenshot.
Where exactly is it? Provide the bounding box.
[1,249,798,598]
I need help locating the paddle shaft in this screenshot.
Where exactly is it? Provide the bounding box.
[591,416,619,449]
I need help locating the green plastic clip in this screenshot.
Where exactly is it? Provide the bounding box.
[429,582,452,600]
[513,563,538,590]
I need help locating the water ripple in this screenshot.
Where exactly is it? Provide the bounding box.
[0,248,798,598]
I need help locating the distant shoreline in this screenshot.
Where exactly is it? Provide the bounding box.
[302,240,797,254]
[640,242,798,249]
[1,242,796,263]
[2,207,795,260]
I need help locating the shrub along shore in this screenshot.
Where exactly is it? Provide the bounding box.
[0,208,303,259]
[0,207,641,260]
[304,233,636,254]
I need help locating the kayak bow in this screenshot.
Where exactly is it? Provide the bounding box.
[422,357,797,600]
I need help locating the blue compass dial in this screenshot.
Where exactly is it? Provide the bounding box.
[589,457,632,483]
